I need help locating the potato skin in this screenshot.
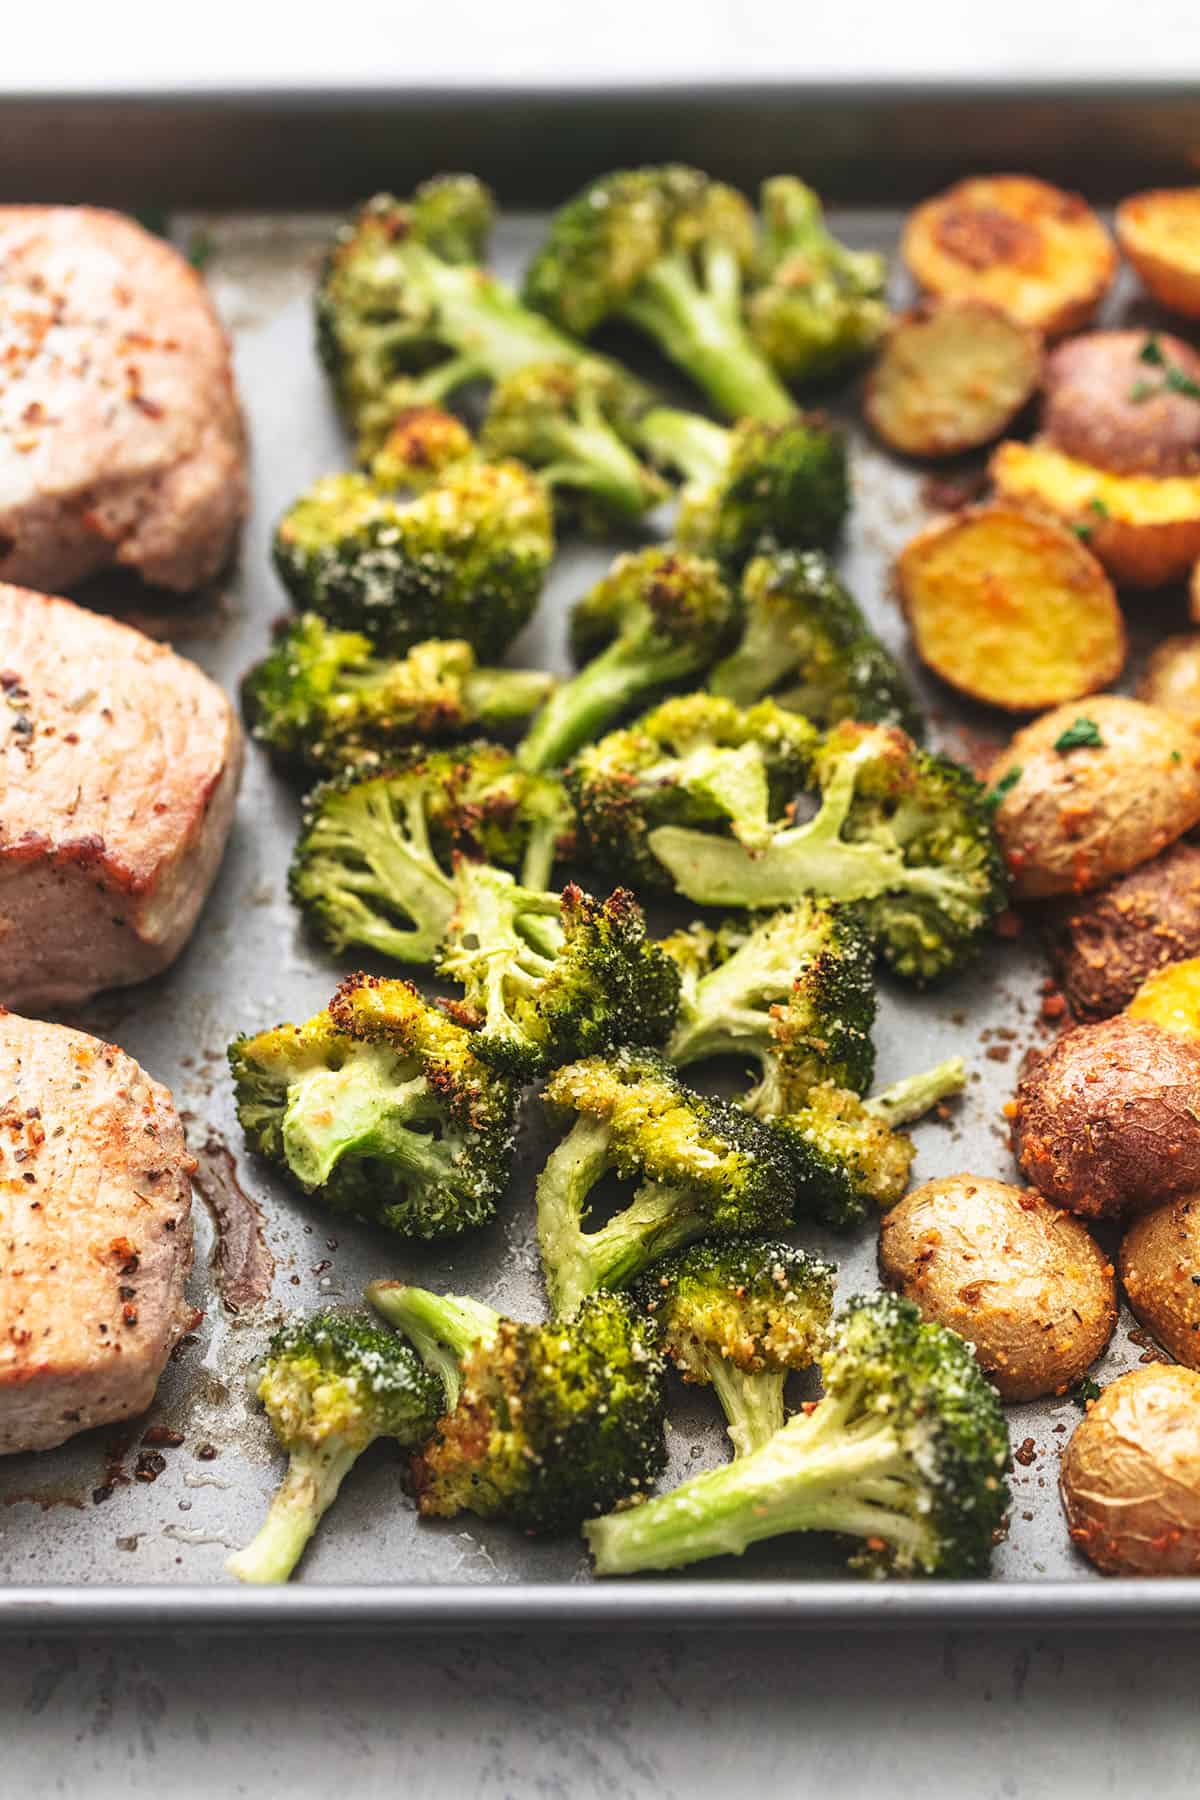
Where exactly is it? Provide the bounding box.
[1117,189,1200,321]
[1061,1364,1200,1574]
[990,439,1200,589]
[902,175,1115,336]
[879,1174,1116,1401]
[1013,1015,1200,1221]
[1190,560,1200,626]
[1138,632,1200,729]
[989,695,1200,899]
[865,299,1041,459]
[1047,842,1200,1019]
[1042,331,1200,478]
[897,504,1124,713]
[1120,1196,1200,1368]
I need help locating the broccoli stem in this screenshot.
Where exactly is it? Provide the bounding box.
[648,748,977,912]
[366,1281,499,1410]
[418,248,605,381]
[867,1058,966,1129]
[539,405,666,523]
[536,1116,710,1316]
[518,638,708,774]
[462,666,557,729]
[586,1393,923,1575]
[621,255,795,424]
[705,1357,788,1459]
[636,407,731,487]
[226,1442,362,1585]
[708,603,803,708]
[281,1063,446,1190]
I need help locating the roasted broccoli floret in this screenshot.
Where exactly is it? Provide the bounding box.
[440,862,680,1078]
[634,1239,835,1457]
[289,744,573,964]
[567,693,818,892]
[272,461,554,660]
[523,166,796,423]
[518,550,737,774]
[748,178,889,384]
[535,1048,798,1318]
[480,360,667,529]
[640,715,1007,982]
[710,550,924,738]
[226,1311,442,1585]
[586,1291,1010,1578]
[367,404,477,491]
[317,185,625,449]
[243,616,555,776]
[662,899,877,1094]
[636,407,848,567]
[367,1283,667,1532]
[229,976,517,1238]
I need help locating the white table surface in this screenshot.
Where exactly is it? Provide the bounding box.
[6,6,1200,1794]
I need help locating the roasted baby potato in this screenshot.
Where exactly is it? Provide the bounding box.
[1139,633,1200,729]
[990,440,1200,589]
[1190,560,1200,624]
[1117,189,1200,321]
[865,300,1041,459]
[902,175,1116,336]
[1061,1364,1200,1574]
[1120,1196,1200,1369]
[1042,331,1200,478]
[1012,1014,1200,1221]
[879,1174,1117,1401]
[988,695,1200,899]
[897,504,1124,713]
[1127,955,1200,1040]
[1047,842,1200,1019]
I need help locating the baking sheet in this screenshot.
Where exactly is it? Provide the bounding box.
[0,193,1196,1628]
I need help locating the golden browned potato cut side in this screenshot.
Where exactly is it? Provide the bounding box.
[1117,189,1200,320]
[1120,1197,1200,1369]
[865,299,1041,458]
[902,174,1116,336]
[897,504,1124,712]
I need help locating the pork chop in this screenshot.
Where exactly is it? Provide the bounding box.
[0,1011,194,1455]
[0,582,244,1011]
[0,205,246,594]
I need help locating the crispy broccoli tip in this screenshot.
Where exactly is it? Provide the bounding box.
[439,862,681,1078]
[481,360,666,529]
[243,616,555,776]
[586,1290,1010,1578]
[643,716,1006,982]
[748,177,889,384]
[316,184,610,447]
[522,165,797,423]
[518,549,737,774]
[272,460,554,661]
[636,407,849,568]
[367,404,478,489]
[229,976,516,1239]
[375,1286,668,1533]
[662,898,877,1096]
[710,550,925,738]
[366,1280,501,1412]
[535,1048,798,1319]
[226,1310,442,1584]
[634,1238,835,1457]
[566,693,819,893]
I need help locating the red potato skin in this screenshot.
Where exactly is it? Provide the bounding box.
[1046,842,1200,1019]
[1042,331,1200,478]
[1012,1016,1200,1221]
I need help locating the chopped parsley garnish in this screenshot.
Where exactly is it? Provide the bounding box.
[1072,1377,1102,1411]
[1053,718,1103,752]
[188,231,217,272]
[1128,337,1200,403]
[1088,497,1110,518]
[985,766,1022,810]
[1072,523,1092,542]
[1140,334,1166,367]
[1165,364,1200,401]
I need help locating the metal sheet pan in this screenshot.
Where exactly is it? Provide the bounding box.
[2,88,1199,1630]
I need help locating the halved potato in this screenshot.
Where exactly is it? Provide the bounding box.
[1190,560,1200,624]
[1117,189,1200,320]
[897,504,1124,711]
[1120,1197,1200,1369]
[990,439,1200,588]
[1137,633,1200,729]
[902,175,1116,336]
[865,300,1041,459]
[1042,331,1200,478]
[1127,955,1200,1039]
